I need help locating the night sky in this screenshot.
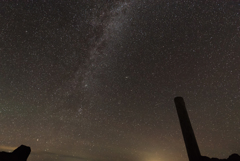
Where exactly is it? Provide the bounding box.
[0,1,240,161]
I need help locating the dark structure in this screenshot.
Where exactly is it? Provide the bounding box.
[0,145,31,161]
[174,97,201,161]
[174,97,240,161]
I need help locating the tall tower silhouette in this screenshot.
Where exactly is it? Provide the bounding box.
[174,97,201,161]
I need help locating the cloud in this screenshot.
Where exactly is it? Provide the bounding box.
[0,145,17,152]
[30,150,99,161]
[0,145,97,161]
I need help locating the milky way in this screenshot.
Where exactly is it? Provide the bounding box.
[69,0,135,110]
[0,1,239,161]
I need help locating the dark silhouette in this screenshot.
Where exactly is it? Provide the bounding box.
[174,97,240,161]
[0,145,31,161]
[174,97,201,161]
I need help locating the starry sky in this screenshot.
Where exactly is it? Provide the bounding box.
[0,1,240,161]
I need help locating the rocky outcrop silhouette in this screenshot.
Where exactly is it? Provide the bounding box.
[174,97,240,161]
[0,145,31,161]
[200,154,240,161]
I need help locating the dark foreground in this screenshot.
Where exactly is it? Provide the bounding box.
[201,154,240,161]
[174,97,239,161]
[0,145,31,161]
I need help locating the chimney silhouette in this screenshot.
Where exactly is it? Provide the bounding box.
[174,97,201,161]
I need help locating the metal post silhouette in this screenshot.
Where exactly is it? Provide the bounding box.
[174,97,201,161]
